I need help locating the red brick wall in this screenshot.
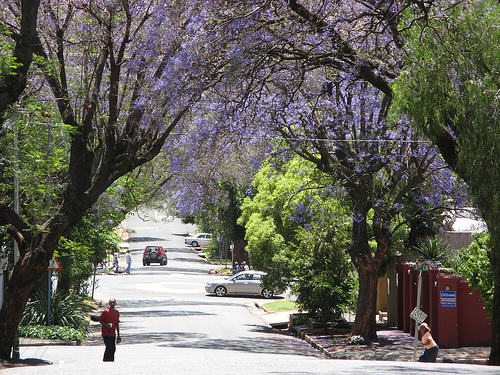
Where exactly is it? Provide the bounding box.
[395,262,491,348]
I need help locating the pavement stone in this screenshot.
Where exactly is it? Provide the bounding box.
[258,309,491,366]
[301,329,490,365]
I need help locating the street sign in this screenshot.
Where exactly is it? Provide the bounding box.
[410,307,428,324]
[48,257,62,271]
[415,264,428,271]
[440,290,457,308]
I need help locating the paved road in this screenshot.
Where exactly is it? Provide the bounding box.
[5,211,499,374]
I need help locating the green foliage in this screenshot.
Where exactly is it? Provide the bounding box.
[404,237,453,267]
[21,291,91,332]
[454,233,494,313]
[185,180,248,251]
[19,325,85,342]
[240,157,357,321]
[0,27,22,84]
[0,101,69,221]
[201,240,219,259]
[57,212,121,294]
[394,0,499,252]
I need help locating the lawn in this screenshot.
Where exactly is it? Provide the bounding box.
[261,299,299,312]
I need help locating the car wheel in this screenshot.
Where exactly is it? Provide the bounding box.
[143,261,146,266]
[147,262,150,266]
[261,289,274,299]
[192,241,199,247]
[214,286,227,297]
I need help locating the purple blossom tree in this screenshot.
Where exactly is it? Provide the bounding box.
[162,98,271,264]
[199,0,467,342]
[0,0,228,359]
[208,55,464,338]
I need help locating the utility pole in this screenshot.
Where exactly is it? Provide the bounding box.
[410,264,428,361]
[412,270,423,361]
[12,119,20,360]
[46,121,52,326]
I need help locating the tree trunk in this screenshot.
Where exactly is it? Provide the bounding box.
[0,247,51,359]
[488,232,499,365]
[232,238,249,265]
[349,212,379,340]
[349,207,392,341]
[474,197,499,365]
[352,262,379,340]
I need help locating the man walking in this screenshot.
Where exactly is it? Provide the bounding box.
[99,298,121,361]
[125,250,132,274]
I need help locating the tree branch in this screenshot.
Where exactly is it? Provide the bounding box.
[0,0,41,129]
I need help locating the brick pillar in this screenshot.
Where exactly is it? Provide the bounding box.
[427,269,440,340]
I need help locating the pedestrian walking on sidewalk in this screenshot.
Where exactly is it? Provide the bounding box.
[418,322,439,362]
[112,253,119,273]
[99,298,121,362]
[125,250,132,274]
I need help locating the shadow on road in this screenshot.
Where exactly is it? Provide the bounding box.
[134,267,209,275]
[120,309,215,318]
[160,333,323,357]
[115,299,245,309]
[84,326,320,359]
[128,236,167,242]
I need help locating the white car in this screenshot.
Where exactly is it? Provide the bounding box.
[205,270,276,298]
[184,233,212,247]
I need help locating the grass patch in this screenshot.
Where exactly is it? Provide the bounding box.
[261,299,299,312]
[207,258,232,265]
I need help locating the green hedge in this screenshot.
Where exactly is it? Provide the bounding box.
[20,325,85,342]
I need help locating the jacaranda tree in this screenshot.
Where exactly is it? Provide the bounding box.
[205,53,465,338]
[198,0,471,343]
[0,0,229,359]
[163,100,270,264]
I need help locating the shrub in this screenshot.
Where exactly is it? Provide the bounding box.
[21,291,91,332]
[19,325,85,342]
[454,232,494,313]
[407,237,452,266]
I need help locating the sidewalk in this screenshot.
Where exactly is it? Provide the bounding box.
[257,308,491,365]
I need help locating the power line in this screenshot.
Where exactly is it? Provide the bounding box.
[241,135,431,144]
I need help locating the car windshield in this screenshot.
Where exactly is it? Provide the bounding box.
[145,246,159,253]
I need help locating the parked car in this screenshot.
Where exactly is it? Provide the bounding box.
[142,245,168,266]
[205,270,276,299]
[184,233,212,248]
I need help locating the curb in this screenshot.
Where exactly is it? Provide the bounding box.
[20,338,79,347]
[437,358,489,365]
